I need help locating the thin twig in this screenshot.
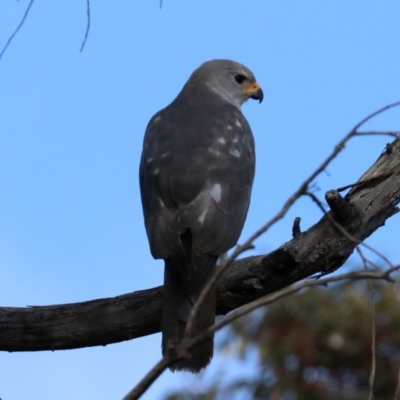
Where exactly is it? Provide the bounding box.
[306,191,394,269]
[352,102,400,133]
[359,248,377,400]
[304,191,328,213]
[336,172,393,193]
[394,367,400,400]
[122,358,171,400]
[305,191,358,246]
[183,242,252,337]
[188,266,400,359]
[355,131,400,138]
[356,247,380,271]
[356,247,369,269]
[0,0,35,62]
[80,0,91,52]
[361,242,394,268]
[367,278,376,400]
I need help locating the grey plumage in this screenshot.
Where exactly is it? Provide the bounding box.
[139,59,263,372]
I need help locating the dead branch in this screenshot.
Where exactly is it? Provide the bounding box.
[1,134,399,352]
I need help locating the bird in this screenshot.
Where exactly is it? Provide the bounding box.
[139,59,263,372]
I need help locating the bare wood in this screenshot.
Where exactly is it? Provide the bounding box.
[1,137,399,353]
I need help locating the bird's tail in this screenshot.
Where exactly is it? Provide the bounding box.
[162,235,217,372]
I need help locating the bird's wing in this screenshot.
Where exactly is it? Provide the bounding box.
[139,100,255,258]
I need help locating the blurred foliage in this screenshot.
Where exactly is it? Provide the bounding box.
[165,279,400,400]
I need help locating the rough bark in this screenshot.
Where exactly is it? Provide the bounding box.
[1,139,399,352]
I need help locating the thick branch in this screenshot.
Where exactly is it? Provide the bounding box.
[1,138,399,352]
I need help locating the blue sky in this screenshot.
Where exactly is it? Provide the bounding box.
[0,1,399,399]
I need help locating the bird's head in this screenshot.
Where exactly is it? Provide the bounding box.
[192,59,263,108]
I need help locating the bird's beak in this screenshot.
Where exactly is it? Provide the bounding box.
[243,82,264,103]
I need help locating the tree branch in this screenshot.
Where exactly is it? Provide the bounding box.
[0,0,35,62]
[1,133,399,352]
[80,0,91,52]
[126,266,400,400]
[192,265,400,352]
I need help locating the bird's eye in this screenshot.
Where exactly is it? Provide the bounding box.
[234,74,246,84]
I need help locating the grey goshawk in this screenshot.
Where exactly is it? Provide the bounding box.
[139,59,263,372]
